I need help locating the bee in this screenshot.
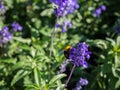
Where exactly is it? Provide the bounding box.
[64,45,72,59]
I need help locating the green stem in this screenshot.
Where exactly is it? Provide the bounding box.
[65,64,76,87]
[49,16,59,57]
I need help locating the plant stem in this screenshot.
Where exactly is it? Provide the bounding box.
[48,16,59,81]
[65,64,76,87]
[49,16,59,57]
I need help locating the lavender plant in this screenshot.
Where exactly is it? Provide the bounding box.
[0,0,22,46]
[60,42,91,88]
[49,0,79,56]
[0,26,11,44]
[0,23,23,46]
[49,1,92,89]
[0,0,120,90]
[50,0,79,17]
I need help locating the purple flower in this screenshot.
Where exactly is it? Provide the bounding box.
[50,0,77,32]
[73,78,88,90]
[2,26,9,31]
[93,8,101,17]
[101,5,106,11]
[62,20,72,33]
[50,0,79,16]
[0,26,12,44]
[11,22,23,31]
[55,23,61,28]
[78,78,88,86]
[93,5,106,17]
[115,26,120,33]
[50,0,62,5]
[69,42,91,68]
[0,3,5,14]
[55,20,72,33]
[59,59,69,73]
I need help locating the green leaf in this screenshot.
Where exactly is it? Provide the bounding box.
[12,61,25,70]
[56,80,65,90]
[95,40,107,49]
[40,8,53,16]
[13,37,31,44]
[116,35,120,46]
[25,84,40,90]
[115,78,120,89]
[11,70,29,86]
[112,67,120,78]
[19,45,31,51]
[34,68,40,85]
[39,29,51,37]
[49,74,66,86]
[115,54,120,68]
[106,38,115,47]
[1,58,16,64]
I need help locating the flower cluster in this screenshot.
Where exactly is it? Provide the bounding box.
[56,20,72,33]
[11,22,23,31]
[50,0,79,32]
[50,0,79,16]
[0,0,23,45]
[62,20,72,33]
[73,78,88,90]
[69,42,91,68]
[0,26,12,44]
[93,5,106,17]
[0,22,23,45]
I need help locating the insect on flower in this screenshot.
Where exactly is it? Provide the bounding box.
[64,45,72,59]
[64,42,91,68]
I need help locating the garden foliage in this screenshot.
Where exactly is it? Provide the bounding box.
[0,0,120,90]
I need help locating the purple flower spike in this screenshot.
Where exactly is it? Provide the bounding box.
[0,26,12,44]
[73,78,88,90]
[69,42,91,68]
[49,0,77,32]
[11,22,23,31]
[49,0,79,16]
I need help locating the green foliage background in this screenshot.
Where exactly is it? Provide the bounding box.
[0,0,120,90]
